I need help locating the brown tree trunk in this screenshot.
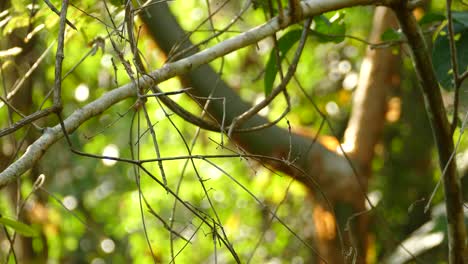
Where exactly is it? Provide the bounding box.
[327,7,400,263]
[0,1,44,262]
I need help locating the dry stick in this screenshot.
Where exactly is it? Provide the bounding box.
[0,63,9,126]
[142,194,189,242]
[137,165,241,263]
[125,9,198,261]
[187,90,291,134]
[0,108,55,137]
[1,0,375,187]
[62,39,104,81]
[36,40,104,114]
[154,97,237,259]
[124,8,167,263]
[125,20,168,191]
[43,0,77,30]
[112,8,166,259]
[168,105,209,262]
[246,178,295,264]
[168,222,204,264]
[167,3,225,261]
[460,71,468,84]
[392,3,467,263]
[124,2,169,193]
[164,0,238,62]
[140,102,168,186]
[202,142,330,263]
[0,93,32,122]
[2,222,17,263]
[5,41,55,101]
[129,110,158,264]
[53,0,74,148]
[53,0,68,109]
[5,171,45,262]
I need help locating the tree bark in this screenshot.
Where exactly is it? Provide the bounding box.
[391,2,467,262]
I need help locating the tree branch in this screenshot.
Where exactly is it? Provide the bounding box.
[391,2,467,263]
[0,0,374,195]
[141,0,379,201]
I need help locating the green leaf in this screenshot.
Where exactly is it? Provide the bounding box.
[0,216,38,237]
[264,29,303,96]
[453,11,468,27]
[108,0,125,7]
[381,29,402,42]
[252,0,268,10]
[311,13,346,43]
[432,21,468,90]
[418,13,445,26]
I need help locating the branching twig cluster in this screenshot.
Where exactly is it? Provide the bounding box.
[0,0,466,263]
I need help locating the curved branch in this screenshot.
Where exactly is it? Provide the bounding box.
[0,0,372,196]
[140,1,372,201]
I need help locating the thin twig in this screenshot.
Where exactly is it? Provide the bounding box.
[447,0,461,133]
[227,18,312,137]
[43,0,77,30]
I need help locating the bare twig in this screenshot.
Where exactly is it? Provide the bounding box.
[4,41,55,101]
[0,0,368,188]
[227,18,312,137]
[447,0,461,133]
[43,0,77,30]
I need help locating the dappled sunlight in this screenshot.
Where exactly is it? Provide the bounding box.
[101,144,119,166]
[0,1,465,263]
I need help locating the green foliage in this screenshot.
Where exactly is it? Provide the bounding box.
[264,29,302,96]
[419,12,445,25]
[381,28,403,42]
[0,0,464,263]
[263,12,346,96]
[432,11,468,90]
[0,216,38,237]
[311,13,346,43]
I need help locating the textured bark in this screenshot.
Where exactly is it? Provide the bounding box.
[391,2,467,263]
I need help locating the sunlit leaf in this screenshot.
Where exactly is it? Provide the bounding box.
[0,216,38,237]
[264,29,302,96]
[381,28,402,42]
[311,13,346,43]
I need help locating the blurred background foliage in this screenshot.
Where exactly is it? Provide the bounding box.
[0,0,467,263]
